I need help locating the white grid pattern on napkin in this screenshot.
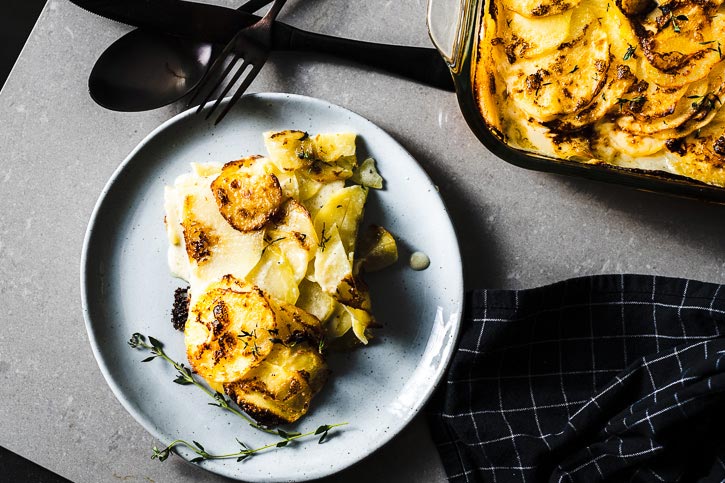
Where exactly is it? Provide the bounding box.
[428,275,725,483]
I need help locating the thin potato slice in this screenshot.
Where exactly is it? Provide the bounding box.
[356,225,398,272]
[224,342,328,426]
[178,183,264,295]
[313,224,352,294]
[304,180,345,218]
[335,275,372,311]
[350,158,383,189]
[185,279,277,392]
[297,279,336,322]
[246,245,299,305]
[347,305,374,345]
[326,303,353,339]
[265,199,318,283]
[211,161,283,232]
[312,132,357,162]
[313,185,367,254]
[264,130,314,171]
[303,156,355,183]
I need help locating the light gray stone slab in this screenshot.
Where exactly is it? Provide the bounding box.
[0,0,723,482]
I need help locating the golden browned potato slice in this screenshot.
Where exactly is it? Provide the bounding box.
[503,23,610,122]
[211,160,284,232]
[633,4,725,89]
[224,342,329,426]
[270,297,325,344]
[335,274,372,311]
[185,276,324,393]
[185,278,278,392]
[665,107,725,187]
[497,7,574,60]
[501,0,582,17]
[302,157,355,183]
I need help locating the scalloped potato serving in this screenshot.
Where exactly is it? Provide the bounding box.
[476,0,725,186]
[164,131,397,426]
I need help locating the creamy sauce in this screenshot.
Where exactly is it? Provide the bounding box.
[409,251,431,271]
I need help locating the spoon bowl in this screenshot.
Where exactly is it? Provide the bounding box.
[89,29,213,112]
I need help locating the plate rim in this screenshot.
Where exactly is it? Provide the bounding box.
[80,92,464,481]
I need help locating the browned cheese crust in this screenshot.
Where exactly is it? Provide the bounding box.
[476,0,725,186]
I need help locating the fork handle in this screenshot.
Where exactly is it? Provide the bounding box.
[279,26,455,92]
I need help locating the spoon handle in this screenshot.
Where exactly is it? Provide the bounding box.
[277,27,454,92]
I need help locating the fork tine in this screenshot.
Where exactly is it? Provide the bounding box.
[186,37,239,109]
[195,55,243,114]
[205,60,251,121]
[213,63,263,125]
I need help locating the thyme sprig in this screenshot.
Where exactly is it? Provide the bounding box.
[318,222,331,251]
[129,333,348,464]
[261,235,286,255]
[616,95,646,111]
[128,333,273,434]
[658,6,688,33]
[688,93,722,110]
[152,423,347,463]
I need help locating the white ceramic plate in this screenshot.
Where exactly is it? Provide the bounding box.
[80,93,462,482]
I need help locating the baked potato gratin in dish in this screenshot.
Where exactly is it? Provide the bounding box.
[475,0,725,186]
[163,131,397,426]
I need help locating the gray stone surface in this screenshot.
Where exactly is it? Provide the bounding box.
[0,0,724,482]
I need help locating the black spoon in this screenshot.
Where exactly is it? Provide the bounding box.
[88,0,271,112]
[86,0,454,112]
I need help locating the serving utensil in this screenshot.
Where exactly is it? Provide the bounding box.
[189,0,287,124]
[72,0,454,112]
[87,0,271,112]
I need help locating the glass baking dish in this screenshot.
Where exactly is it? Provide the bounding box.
[426,0,725,203]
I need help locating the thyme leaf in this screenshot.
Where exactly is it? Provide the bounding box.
[318,222,331,251]
[152,423,349,464]
[616,96,646,111]
[129,332,275,434]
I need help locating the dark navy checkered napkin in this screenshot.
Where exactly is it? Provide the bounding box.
[427,274,725,482]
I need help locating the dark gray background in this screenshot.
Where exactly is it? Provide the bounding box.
[0,0,47,89]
